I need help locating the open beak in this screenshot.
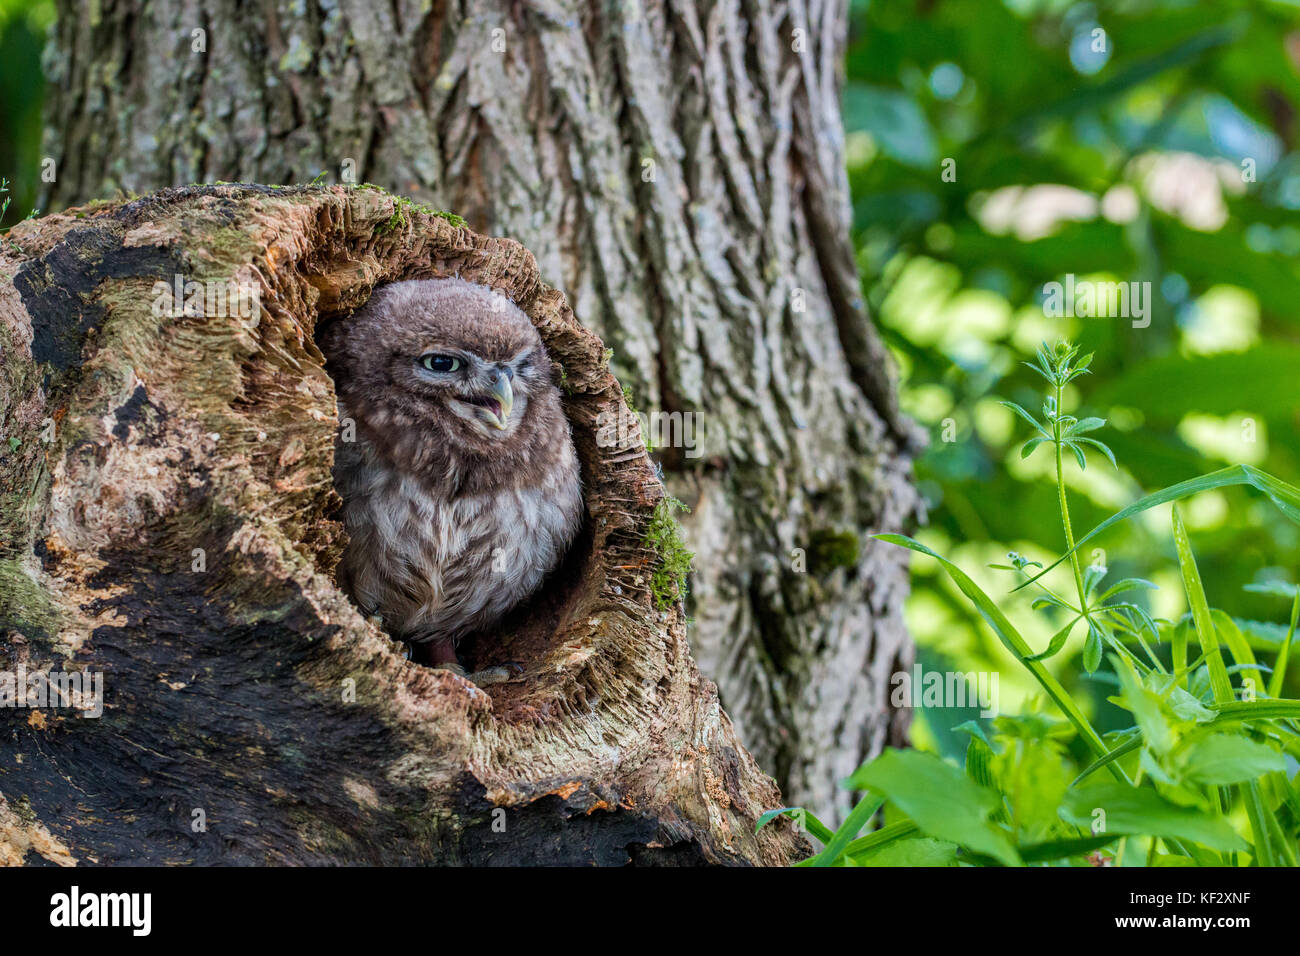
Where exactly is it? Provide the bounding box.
[483,371,513,430]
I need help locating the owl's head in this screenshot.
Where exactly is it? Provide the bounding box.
[322,278,565,469]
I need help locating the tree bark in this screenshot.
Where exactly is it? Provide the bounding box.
[40,0,920,819]
[0,184,811,865]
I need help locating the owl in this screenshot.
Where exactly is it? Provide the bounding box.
[320,278,583,684]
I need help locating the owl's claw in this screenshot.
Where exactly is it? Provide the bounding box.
[431,660,523,686]
[466,661,524,686]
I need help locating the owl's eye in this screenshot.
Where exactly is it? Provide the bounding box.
[421,354,461,373]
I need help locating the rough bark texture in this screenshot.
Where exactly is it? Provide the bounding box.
[41,0,920,818]
[0,184,808,866]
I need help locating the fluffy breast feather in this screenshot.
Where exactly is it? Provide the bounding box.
[334,423,583,643]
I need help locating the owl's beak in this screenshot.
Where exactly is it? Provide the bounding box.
[485,371,514,430]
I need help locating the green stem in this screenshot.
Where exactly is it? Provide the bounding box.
[1054,383,1090,613]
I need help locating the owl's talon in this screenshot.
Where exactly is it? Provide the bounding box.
[431,660,520,686]
[464,663,522,686]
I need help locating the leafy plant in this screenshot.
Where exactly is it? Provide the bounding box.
[761,343,1300,866]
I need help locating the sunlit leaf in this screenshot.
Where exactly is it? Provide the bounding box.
[1178,734,1285,785]
[847,749,1021,866]
[1061,783,1248,852]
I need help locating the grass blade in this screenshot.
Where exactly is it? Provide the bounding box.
[837,821,921,865]
[809,794,884,867]
[1267,592,1298,699]
[755,807,834,845]
[1072,734,1142,785]
[1172,505,1234,706]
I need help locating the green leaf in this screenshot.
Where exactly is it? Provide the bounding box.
[846,749,1021,866]
[960,728,1009,824]
[1082,620,1104,673]
[856,837,960,867]
[999,400,1050,438]
[1153,675,1217,723]
[1113,654,1173,755]
[1243,582,1300,599]
[1083,563,1107,596]
[1061,783,1248,852]
[1024,616,1079,663]
[1065,417,1106,437]
[1240,779,1284,867]
[1020,437,1048,459]
[1073,437,1117,469]
[1100,578,1158,601]
[1178,734,1285,785]
[1018,833,1118,863]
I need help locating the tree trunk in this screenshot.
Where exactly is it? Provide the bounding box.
[0,184,810,865]
[40,0,920,819]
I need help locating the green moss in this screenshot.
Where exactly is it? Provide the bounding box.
[645,496,693,611]
[196,224,263,265]
[357,184,466,233]
[0,558,59,639]
[808,528,860,574]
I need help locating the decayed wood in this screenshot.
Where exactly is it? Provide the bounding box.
[0,184,806,865]
[42,0,923,818]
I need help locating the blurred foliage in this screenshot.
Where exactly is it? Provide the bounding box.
[0,0,52,228]
[846,0,1300,761]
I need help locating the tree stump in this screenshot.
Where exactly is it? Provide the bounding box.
[0,183,807,866]
[42,0,923,821]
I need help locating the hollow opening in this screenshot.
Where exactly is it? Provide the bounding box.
[305,260,614,719]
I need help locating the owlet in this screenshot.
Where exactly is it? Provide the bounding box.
[321,278,583,683]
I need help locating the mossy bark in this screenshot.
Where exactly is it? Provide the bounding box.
[40,0,921,818]
[0,185,806,865]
